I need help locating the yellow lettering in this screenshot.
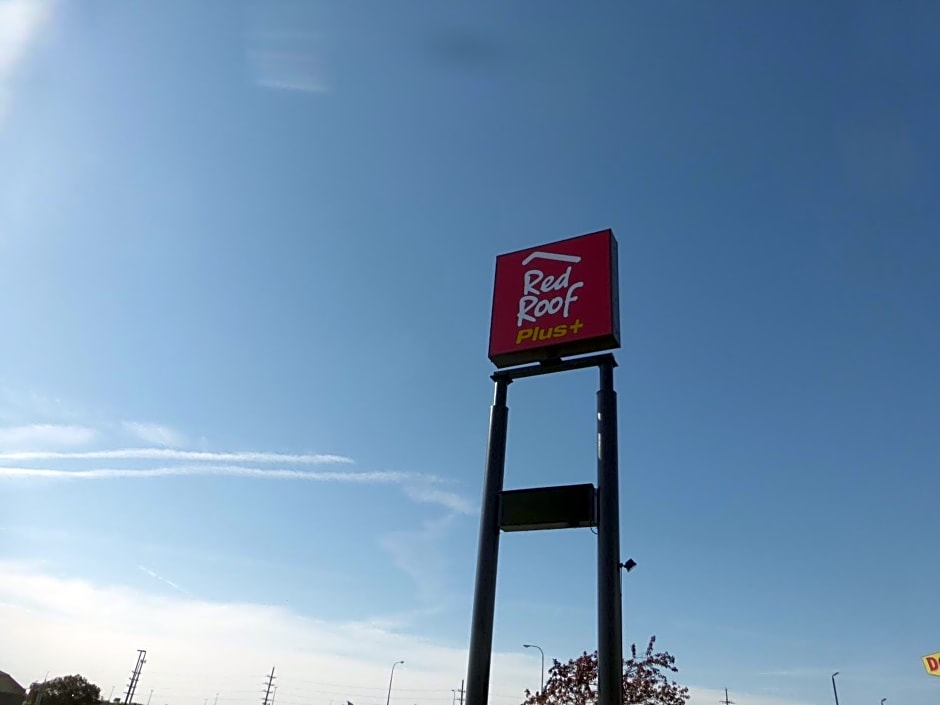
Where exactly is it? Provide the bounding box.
[516,321,585,346]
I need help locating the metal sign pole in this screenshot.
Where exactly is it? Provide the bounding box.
[597,359,623,705]
[465,377,511,705]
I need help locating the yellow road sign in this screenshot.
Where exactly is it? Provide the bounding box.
[923,652,940,676]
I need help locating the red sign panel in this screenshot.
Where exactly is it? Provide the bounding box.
[488,229,620,368]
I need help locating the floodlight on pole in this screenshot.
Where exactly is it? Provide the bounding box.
[386,661,404,705]
[523,644,545,694]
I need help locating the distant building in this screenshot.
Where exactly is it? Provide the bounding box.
[0,671,26,705]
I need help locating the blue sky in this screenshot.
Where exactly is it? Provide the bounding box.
[1,1,938,704]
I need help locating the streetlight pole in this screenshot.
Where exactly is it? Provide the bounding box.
[831,672,840,705]
[451,691,457,705]
[880,699,886,705]
[386,660,404,705]
[523,644,545,694]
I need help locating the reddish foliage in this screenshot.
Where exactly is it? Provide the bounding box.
[521,636,690,705]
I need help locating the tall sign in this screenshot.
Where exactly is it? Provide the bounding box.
[489,229,620,368]
[467,228,623,705]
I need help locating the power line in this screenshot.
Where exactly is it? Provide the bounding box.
[119,687,524,701]
[126,675,503,697]
[251,679,455,693]
[110,673,522,705]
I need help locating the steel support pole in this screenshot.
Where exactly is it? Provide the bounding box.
[385,661,403,705]
[597,360,623,705]
[465,378,511,705]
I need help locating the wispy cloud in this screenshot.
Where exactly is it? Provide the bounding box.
[0,448,353,464]
[248,47,329,93]
[403,483,476,515]
[0,464,418,483]
[0,389,88,426]
[246,4,329,94]
[379,514,461,604]
[0,561,538,705]
[122,421,187,448]
[0,424,97,449]
[0,0,52,125]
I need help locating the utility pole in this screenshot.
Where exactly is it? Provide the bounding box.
[35,675,49,705]
[458,681,465,705]
[214,694,219,705]
[719,689,734,705]
[146,691,153,705]
[261,668,276,705]
[123,650,147,705]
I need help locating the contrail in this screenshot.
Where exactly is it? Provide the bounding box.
[0,465,420,483]
[137,565,190,596]
[0,448,353,464]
